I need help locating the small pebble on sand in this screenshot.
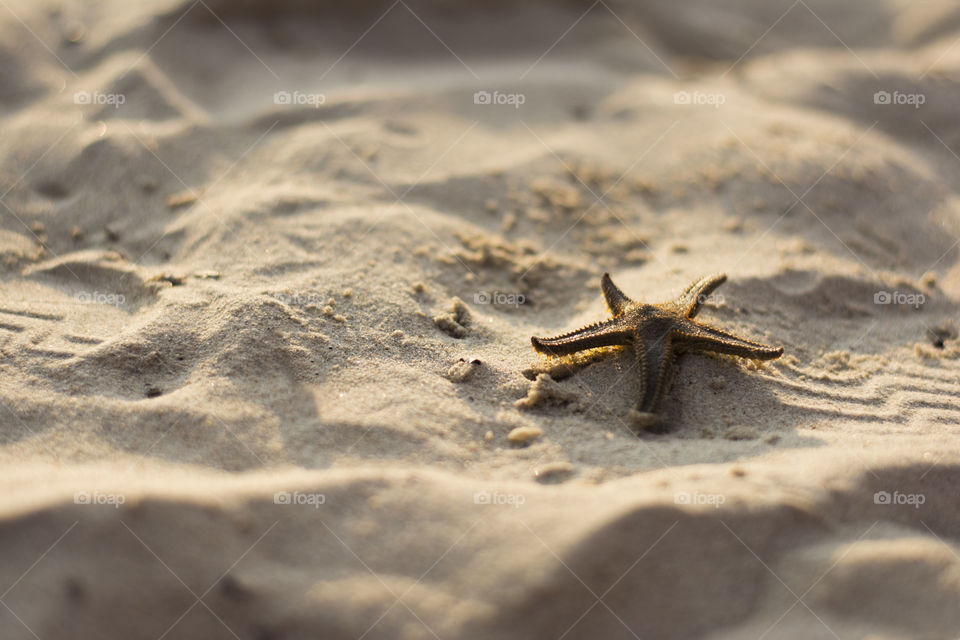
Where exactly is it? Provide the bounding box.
[507,426,543,446]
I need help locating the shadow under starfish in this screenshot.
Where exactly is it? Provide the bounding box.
[530,273,784,432]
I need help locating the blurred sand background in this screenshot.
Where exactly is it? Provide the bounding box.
[2,0,960,638]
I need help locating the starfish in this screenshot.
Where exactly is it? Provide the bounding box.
[531,273,783,430]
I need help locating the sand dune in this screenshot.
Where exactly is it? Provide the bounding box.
[2,0,960,638]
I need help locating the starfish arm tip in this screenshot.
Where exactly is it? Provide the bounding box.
[628,409,663,433]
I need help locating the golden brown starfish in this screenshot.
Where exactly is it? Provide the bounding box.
[531,273,783,430]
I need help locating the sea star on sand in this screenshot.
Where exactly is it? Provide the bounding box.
[531,273,784,430]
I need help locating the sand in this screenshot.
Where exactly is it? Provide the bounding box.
[1,0,960,638]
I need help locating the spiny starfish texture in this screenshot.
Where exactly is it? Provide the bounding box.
[531,273,783,430]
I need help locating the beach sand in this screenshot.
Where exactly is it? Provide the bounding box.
[1,0,960,638]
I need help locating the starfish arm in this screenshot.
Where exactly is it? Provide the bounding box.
[666,274,727,318]
[531,319,633,356]
[672,317,784,360]
[634,331,676,413]
[600,272,632,316]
